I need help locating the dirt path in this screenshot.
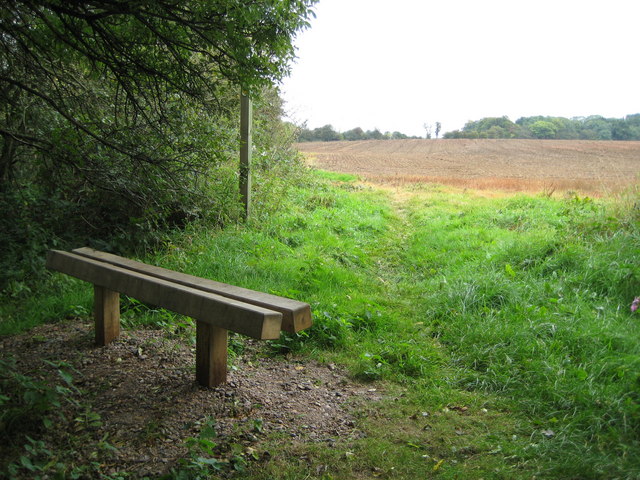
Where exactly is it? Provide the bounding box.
[1,319,383,477]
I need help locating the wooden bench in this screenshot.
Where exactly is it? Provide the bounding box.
[46,247,312,387]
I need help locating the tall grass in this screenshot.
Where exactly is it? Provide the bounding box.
[392,187,640,477]
[154,174,640,477]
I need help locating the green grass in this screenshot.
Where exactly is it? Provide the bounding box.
[2,171,639,478]
[0,275,92,336]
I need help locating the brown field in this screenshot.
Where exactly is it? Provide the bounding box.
[296,139,640,195]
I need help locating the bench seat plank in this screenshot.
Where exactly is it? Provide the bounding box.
[72,247,312,333]
[46,250,282,340]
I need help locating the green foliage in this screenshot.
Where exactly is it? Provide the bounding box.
[170,419,226,478]
[444,113,640,140]
[1,358,60,439]
[0,358,81,443]
[299,124,343,141]
[297,124,420,142]
[0,357,104,478]
[164,417,260,479]
[0,0,317,292]
[466,116,519,138]
[342,127,366,141]
[530,120,559,139]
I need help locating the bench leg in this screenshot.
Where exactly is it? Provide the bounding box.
[94,285,120,346]
[196,321,228,387]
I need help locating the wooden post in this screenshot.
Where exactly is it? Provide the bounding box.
[94,285,120,345]
[239,91,252,220]
[196,321,229,387]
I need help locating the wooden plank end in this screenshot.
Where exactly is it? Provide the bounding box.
[282,307,313,334]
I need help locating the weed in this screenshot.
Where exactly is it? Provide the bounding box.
[164,417,260,479]
[0,358,78,441]
[1,359,118,478]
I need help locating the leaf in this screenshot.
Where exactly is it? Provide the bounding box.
[505,263,516,278]
[196,456,223,470]
[57,369,74,386]
[20,456,35,471]
[200,425,217,439]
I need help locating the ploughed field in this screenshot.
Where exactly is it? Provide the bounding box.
[296,139,640,194]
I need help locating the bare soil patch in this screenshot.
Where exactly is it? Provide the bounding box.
[297,139,640,194]
[0,319,381,477]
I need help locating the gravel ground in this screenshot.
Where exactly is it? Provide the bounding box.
[1,319,383,477]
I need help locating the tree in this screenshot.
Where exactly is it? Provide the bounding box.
[0,0,317,289]
[0,0,316,186]
[580,116,612,140]
[486,125,508,138]
[443,130,462,139]
[444,114,640,140]
[551,117,579,139]
[343,127,365,141]
[435,122,441,139]
[529,121,558,139]
[317,124,341,141]
[367,128,384,140]
[611,120,632,140]
[423,123,432,139]
[297,125,418,142]
[457,116,516,138]
[391,131,408,140]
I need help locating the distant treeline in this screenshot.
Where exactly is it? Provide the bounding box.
[444,114,640,140]
[297,124,421,142]
[298,115,640,142]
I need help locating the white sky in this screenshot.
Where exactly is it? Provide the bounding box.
[280,0,640,137]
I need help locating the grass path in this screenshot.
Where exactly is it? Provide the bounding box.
[306,182,547,479]
[229,178,611,479]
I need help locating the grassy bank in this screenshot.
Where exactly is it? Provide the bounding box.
[2,170,639,478]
